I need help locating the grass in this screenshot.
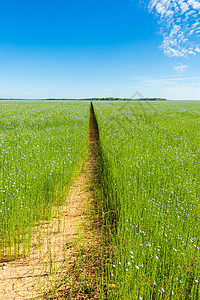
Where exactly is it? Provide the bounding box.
[93,100,200,299]
[0,100,90,261]
[0,99,199,299]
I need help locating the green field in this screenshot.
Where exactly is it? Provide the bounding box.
[94,101,200,299]
[0,100,90,260]
[0,100,199,299]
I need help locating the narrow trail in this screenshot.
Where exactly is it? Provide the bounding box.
[0,103,101,299]
[53,102,101,299]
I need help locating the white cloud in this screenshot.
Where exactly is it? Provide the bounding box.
[179,0,190,13]
[148,0,200,57]
[174,63,189,71]
[195,45,200,51]
[188,0,200,10]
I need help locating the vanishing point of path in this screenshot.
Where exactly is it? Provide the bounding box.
[0,103,101,299]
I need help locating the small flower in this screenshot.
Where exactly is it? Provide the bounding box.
[136,266,139,269]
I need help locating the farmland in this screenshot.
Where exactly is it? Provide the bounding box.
[94,101,200,299]
[0,100,199,299]
[0,100,90,260]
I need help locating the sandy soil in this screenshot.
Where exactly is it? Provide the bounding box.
[0,104,101,299]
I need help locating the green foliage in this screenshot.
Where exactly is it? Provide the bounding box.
[84,97,167,101]
[94,100,200,299]
[0,100,90,260]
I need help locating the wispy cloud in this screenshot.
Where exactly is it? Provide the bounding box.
[130,74,200,85]
[129,74,200,99]
[174,63,189,72]
[147,0,200,57]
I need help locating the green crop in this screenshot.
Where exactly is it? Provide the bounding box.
[1,99,199,299]
[94,101,200,299]
[0,100,90,260]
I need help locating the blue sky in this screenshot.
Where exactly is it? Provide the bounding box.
[0,0,200,99]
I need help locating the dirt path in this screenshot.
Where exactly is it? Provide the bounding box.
[0,103,101,299]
